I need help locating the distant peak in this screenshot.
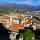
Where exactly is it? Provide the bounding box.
[0,2,16,6]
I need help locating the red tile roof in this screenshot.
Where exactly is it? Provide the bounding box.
[9,23,24,30]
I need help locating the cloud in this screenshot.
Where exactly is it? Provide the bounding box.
[31,0,40,5]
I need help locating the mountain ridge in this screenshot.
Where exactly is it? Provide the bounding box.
[0,2,40,11]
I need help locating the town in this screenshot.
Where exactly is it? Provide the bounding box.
[0,10,40,40]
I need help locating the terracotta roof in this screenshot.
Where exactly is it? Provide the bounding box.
[8,23,24,30]
[2,16,9,19]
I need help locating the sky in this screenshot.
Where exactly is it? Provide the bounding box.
[0,0,40,6]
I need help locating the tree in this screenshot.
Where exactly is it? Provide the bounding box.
[23,29,33,40]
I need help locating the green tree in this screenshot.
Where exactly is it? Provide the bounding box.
[23,29,33,40]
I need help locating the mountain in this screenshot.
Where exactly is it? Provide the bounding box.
[0,2,16,6]
[0,2,40,11]
[34,5,40,10]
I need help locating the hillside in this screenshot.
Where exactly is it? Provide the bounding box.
[0,2,40,14]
